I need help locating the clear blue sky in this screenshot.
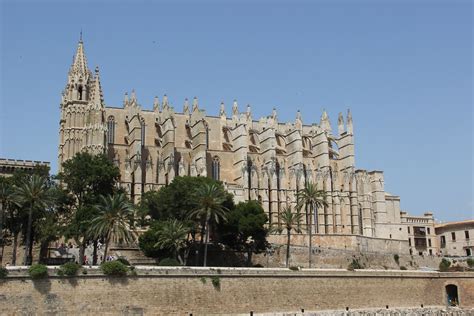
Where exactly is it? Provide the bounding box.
[0,0,472,221]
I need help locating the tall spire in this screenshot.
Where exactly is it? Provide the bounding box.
[70,36,89,76]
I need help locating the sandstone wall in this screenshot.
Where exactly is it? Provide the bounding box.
[253,243,441,270]
[0,268,473,315]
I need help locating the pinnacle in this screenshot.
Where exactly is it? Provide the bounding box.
[70,39,89,75]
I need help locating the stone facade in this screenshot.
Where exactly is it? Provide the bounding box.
[58,39,418,243]
[436,220,474,257]
[0,158,50,177]
[401,211,438,256]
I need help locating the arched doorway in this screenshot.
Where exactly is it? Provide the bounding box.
[446,284,459,306]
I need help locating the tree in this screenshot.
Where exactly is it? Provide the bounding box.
[138,221,172,258]
[35,186,73,263]
[15,175,54,265]
[296,182,327,268]
[280,206,303,268]
[58,152,121,264]
[188,183,229,267]
[88,194,136,260]
[217,200,269,266]
[139,176,233,222]
[154,219,190,265]
[0,177,16,265]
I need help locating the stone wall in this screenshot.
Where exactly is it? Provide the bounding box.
[0,268,473,315]
[267,234,409,254]
[253,243,441,270]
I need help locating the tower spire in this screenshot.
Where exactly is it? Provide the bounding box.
[70,37,89,76]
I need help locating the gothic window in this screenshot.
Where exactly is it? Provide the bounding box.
[78,85,83,100]
[107,116,115,144]
[247,157,253,200]
[141,119,146,147]
[212,156,220,181]
[275,160,281,190]
[358,204,363,235]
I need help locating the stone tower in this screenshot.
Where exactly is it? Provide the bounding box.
[58,36,107,171]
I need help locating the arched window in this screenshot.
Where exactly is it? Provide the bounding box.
[78,85,83,100]
[358,204,364,235]
[247,157,253,200]
[140,119,146,147]
[107,116,115,144]
[212,156,220,181]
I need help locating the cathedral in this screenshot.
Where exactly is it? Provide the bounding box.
[58,38,409,243]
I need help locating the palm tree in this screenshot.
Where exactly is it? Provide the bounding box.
[188,183,229,267]
[154,219,190,265]
[88,194,136,261]
[280,206,303,268]
[15,175,53,265]
[0,179,17,265]
[296,182,327,268]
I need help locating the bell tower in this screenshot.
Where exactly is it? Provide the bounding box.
[58,35,106,171]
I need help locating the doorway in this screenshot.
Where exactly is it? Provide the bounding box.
[446,284,459,307]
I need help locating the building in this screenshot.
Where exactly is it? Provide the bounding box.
[436,220,474,257]
[0,158,50,177]
[58,37,415,245]
[401,211,438,256]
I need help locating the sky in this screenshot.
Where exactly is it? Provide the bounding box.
[0,0,472,222]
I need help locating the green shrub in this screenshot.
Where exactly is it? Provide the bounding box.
[200,277,207,284]
[393,254,400,265]
[439,258,451,272]
[101,261,129,276]
[467,258,474,268]
[348,259,364,271]
[289,266,299,271]
[116,257,130,266]
[0,267,8,278]
[211,276,221,291]
[29,264,48,279]
[59,262,81,276]
[400,266,407,270]
[82,269,88,275]
[158,258,180,266]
